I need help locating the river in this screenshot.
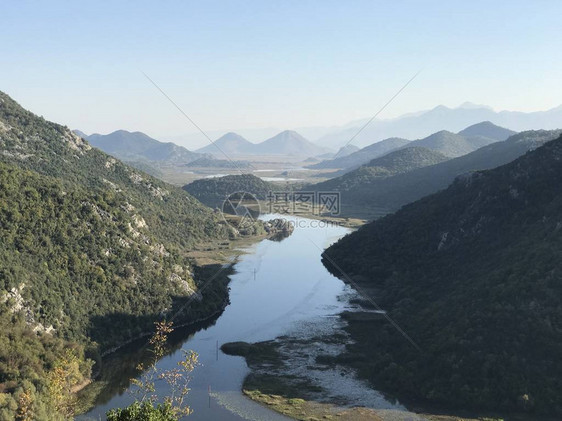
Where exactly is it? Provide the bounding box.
[78,214,403,420]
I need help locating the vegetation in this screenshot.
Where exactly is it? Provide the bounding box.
[324,134,562,416]
[183,174,277,208]
[458,121,516,140]
[310,146,449,195]
[106,322,198,421]
[312,130,561,217]
[308,137,410,170]
[0,91,231,419]
[407,129,497,158]
[106,401,177,421]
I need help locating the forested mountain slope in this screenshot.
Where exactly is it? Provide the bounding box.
[0,91,230,419]
[324,134,562,416]
[310,146,449,194]
[308,137,410,169]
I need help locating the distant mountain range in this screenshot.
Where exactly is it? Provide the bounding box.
[323,133,562,416]
[196,130,331,157]
[314,102,561,148]
[314,129,561,217]
[311,121,515,170]
[80,130,202,164]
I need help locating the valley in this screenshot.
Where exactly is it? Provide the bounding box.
[4,3,562,420]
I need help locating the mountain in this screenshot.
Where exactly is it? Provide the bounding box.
[328,144,361,160]
[458,120,516,140]
[0,91,231,418]
[196,132,256,156]
[310,147,449,194]
[312,122,513,171]
[309,137,410,169]
[405,129,498,158]
[183,174,276,209]
[86,130,201,164]
[196,130,330,158]
[323,134,562,416]
[316,103,562,148]
[318,130,561,216]
[254,130,331,156]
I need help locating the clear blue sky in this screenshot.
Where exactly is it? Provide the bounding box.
[2,0,561,142]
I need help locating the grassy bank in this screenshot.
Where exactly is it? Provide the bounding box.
[222,334,508,421]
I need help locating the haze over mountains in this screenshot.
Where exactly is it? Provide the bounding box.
[311,121,515,170]
[81,130,203,164]
[197,132,256,156]
[161,103,562,151]
[313,129,561,217]
[197,130,331,157]
[315,102,562,148]
[79,129,332,166]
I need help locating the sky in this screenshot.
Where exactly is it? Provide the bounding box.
[2,0,562,147]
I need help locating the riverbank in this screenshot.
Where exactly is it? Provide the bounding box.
[77,213,358,420]
[76,217,292,415]
[221,309,511,421]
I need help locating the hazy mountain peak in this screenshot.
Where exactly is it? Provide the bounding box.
[256,130,331,156]
[273,129,306,139]
[197,132,254,155]
[86,129,200,163]
[458,121,516,141]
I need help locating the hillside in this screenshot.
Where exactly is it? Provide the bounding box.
[196,132,256,156]
[458,120,516,140]
[0,91,231,418]
[404,129,498,157]
[310,147,449,193]
[324,130,561,216]
[309,137,410,169]
[323,134,562,416]
[183,174,275,208]
[86,130,201,164]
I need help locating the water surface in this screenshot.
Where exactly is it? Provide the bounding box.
[79,215,352,420]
